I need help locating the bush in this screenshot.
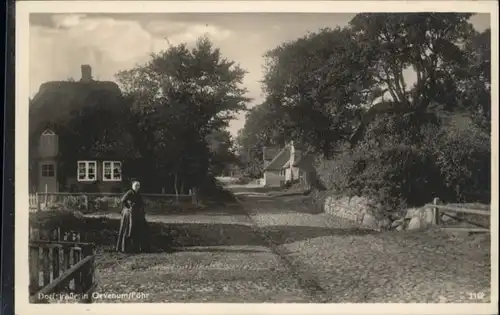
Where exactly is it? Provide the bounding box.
[319,143,438,216]
[351,143,439,212]
[426,115,491,203]
[315,143,357,193]
[315,112,490,217]
[29,209,120,246]
[44,201,65,211]
[92,197,113,212]
[144,197,178,212]
[30,209,86,232]
[62,195,89,211]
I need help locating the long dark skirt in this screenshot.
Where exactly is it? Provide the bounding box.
[116,208,149,253]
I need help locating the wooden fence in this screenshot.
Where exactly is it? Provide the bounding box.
[29,190,198,212]
[425,197,491,234]
[29,236,96,303]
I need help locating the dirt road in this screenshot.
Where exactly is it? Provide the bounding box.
[95,203,312,302]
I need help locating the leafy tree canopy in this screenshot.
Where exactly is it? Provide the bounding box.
[31,37,250,194]
[259,13,489,153]
[115,37,250,192]
[240,13,490,206]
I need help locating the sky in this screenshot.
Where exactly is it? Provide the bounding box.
[30,13,490,137]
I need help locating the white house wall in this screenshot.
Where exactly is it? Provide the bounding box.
[264,170,284,187]
[285,166,300,182]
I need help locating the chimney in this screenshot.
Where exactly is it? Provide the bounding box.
[80,64,92,82]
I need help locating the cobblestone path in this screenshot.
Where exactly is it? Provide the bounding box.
[240,195,491,303]
[95,205,312,302]
[94,194,491,303]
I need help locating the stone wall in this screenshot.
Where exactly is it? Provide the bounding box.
[318,191,437,232]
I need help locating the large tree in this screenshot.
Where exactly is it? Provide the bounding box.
[347,13,478,145]
[260,13,490,206]
[262,13,487,152]
[116,37,249,193]
[456,27,491,130]
[262,27,378,157]
[205,129,239,176]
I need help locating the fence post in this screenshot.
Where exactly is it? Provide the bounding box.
[84,195,89,212]
[36,192,41,212]
[72,247,82,293]
[42,248,51,286]
[191,188,197,205]
[44,184,48,209]
[29,245,39,295]
[161,187,165,213]
[432,197,440,225]
[52,246,61,280]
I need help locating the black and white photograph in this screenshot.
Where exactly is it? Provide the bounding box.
[16,1,497,313]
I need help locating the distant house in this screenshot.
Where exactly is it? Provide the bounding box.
[261,146,283,186]
[262,142,315,188]
[29,65,136,193]
[262,146,281,169]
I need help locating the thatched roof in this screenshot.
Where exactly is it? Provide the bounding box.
[29,79,123,139]
[265,142,315,171]
[28,67,142,160]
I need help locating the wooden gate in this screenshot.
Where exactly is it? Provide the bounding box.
[29,229,97,303]
[425,197,490,234]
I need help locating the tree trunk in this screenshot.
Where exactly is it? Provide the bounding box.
[174,173,179,204]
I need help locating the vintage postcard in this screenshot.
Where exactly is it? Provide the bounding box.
[15,1,498,314]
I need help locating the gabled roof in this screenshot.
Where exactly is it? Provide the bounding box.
[283,149,314,169]
[264,145,291,171]
[266,143,316,171]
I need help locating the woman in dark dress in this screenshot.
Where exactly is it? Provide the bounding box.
[116,181,149,253]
